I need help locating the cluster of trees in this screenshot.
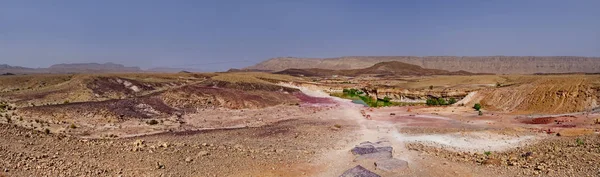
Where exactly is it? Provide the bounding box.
[425,98,457,106]
[342,88,364,97]
[356,96,394,107]
[340,88,411,107]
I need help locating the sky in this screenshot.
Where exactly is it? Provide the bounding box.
[1,0,599,71]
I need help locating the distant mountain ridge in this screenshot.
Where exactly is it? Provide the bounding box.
[0,63,193,74]
[48,62,141,73]
[246,56,600,74]
[0,64,30,69]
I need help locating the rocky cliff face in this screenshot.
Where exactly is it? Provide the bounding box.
[246,56,600,74]
[362,87,471,104]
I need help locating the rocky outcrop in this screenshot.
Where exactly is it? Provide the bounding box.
[246,56,600,74]
[362,87,470,103]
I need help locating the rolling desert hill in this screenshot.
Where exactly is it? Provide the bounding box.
[275,61,473,77]
[245,56,600,74]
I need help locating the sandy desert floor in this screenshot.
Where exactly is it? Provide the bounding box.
[2,81,600,177]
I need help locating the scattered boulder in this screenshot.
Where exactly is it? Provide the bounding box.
[355,151,393,161]
[156,162,165,169]
[339,165,381,177]
[351,141,393,155]
[159,142,170,148]
[352,141,393,161]
[198,151,210,156]
[375,158,409,172]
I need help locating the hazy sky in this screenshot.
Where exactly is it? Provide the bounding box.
[1,0,599,71]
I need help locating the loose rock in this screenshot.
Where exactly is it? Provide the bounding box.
[339,165,381,177]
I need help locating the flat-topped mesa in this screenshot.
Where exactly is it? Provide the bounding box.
[246,56,600,74]
[274,61,475,77]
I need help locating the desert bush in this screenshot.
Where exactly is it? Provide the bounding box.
[69,124,77,129]
[448,98,457,104]
[426,99,439,106]
[426,98,455,106]
[44,129,50,134]
[342,88,363,97]
[484,151,491,156]
[437,98,447,105]
[473,103,482,111]
[478,110,483,116]
[576,138,584,146]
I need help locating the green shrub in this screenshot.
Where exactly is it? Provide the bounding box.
[427,98,456,106]
[473,103,482,111]
[437,98,447,105]
[576,138,584,146]
[448,98,457,104]
[342,88,363,97]
[484,151,491,156]
[426,98,439,106]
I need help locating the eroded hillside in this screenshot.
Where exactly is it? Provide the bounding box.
[476,76,600,114]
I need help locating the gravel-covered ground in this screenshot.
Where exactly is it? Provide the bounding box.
[407,134,600,176]
[0,118,358,177]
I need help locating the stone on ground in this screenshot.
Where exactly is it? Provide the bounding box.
[351,141,394,161]
[339,165,381,177]
[374,158,409,172]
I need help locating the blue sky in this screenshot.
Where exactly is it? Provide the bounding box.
[1,0,599,71]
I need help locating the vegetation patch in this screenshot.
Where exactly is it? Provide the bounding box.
[332,88,418,107]
[425,97,457,106]
[473,103,482,111]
